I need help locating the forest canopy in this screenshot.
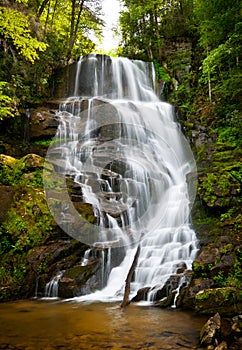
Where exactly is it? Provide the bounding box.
[0,0,103,114]
[0,0,241,133]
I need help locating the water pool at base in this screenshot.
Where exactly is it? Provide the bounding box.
[0,300,207,349]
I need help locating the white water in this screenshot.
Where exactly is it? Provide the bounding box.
[44,271,63,298]
[44,54,198,304]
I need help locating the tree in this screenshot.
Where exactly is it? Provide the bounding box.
[0,82,14,120]
[194,0,241,102]
[0,7,47,63]
[119,0,194,61]
[37,0,103,59]
[0,0,104,115]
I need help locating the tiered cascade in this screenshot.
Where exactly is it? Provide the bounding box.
[44,54,198,303]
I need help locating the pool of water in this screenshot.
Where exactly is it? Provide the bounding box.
[0,299,206,349]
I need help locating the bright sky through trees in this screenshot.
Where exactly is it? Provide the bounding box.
[99,0,120,51]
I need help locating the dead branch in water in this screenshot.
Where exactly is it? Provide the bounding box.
[120,243,141,308]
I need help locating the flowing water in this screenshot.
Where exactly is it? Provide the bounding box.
[0,300,206,349]
[44,54,198,302]
[0,55,203,350]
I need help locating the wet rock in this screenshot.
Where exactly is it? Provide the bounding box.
[19,153,44,170]
[0,154,18,168]
[214,340,228,350]
[58,263,99,298]
[177,277,215,310]
[200,312,221,346]
[131,287,151,302]
[193,244,220,270]
[210,253,236,278]
[199,314,242,349]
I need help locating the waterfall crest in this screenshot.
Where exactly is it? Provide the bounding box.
[44,54,198,303]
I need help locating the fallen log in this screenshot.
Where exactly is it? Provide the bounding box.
[120,243,141,308]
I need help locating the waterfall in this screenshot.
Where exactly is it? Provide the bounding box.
[44,54,198,304]
[44,271,63,298]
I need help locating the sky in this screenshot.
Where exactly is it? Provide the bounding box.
[98,0,121,51]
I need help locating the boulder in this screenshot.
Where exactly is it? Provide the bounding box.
[195,287,242,315]
[131,287,151,302]
[179,278,215,309]
[58,263,99,298]
[200,312,221,346]
[199,314,242,349]
[29,107,59,140]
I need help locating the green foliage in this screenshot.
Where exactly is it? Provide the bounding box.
[0,82,15,120]
[153,60,171,83]
[213,251,242,289]
[0,154,45,187]
[0,8,47,63]
[0,229,13,254]
[192,262,213,278]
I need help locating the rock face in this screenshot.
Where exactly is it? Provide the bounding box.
[199,313,242,349]
[195,287,242,315]
[0,152,105,302]
[200,312,221,346]
[29,107,59,140]
[0,186,15,223]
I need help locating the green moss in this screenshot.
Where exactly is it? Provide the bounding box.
[192,262,214,279]
[195,287,240,314]
[212,249,242,289]
[74,203,97,224]
[0,154,45,187]
[63,264,96,284]
[1,186,53,252]
[33,139,52,147]
[198,170,240,207]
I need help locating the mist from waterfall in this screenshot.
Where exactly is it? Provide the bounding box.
[44,54,198,304]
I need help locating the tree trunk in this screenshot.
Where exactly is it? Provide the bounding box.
[120,244,141,308]
[67,0,85,58]
[36,0,50,19]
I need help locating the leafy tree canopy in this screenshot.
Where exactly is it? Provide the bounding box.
[0,7,47,63]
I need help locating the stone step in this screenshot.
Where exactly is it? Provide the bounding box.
[97,191,123,200]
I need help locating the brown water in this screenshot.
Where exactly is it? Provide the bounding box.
[0,299,206,350]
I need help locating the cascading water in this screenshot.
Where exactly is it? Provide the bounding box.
[44,54,198,304]
[44,271,63,298]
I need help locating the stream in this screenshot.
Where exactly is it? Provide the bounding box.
[0,300,206,349]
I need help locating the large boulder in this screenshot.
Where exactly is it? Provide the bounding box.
[200,312,221,346]
[29,107,59,140]
[199,313,242,349]
[195,287,242,315]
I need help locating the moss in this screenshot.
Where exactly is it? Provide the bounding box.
[0,154,45,187]
[64,265,95,283]
[198,170,240,207]
[195,287,241,315]
[0,186,54,252]
[74,202,97,224]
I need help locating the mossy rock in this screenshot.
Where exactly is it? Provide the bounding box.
[198,171,240,207]
[195,287,242,315]
[62,265,95,281]
[58,262,99,298]
[0,153,45,187]
[0,154,18,169]
[73,202,97,224]
[18,154,44,170]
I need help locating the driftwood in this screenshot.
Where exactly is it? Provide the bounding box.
[120,244,141,308]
